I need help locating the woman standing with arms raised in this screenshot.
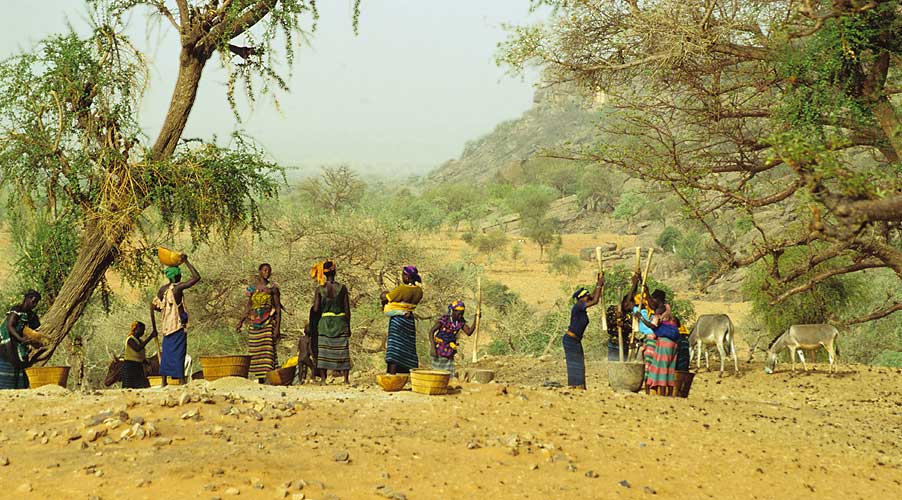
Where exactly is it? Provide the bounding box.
[150,255,200,387]
[237,263,282,383]
[563,273,605,389]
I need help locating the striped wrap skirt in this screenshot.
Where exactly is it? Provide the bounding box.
[386,315,418,373]
[562,334,586,387]
[647,337,678,388]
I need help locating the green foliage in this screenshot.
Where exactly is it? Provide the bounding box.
[298,164,365,214]
[872,351,902,368]
[507,184,557,220]
[510,241,523,262]
[656,226,681,253]
[521,216,561,258]
[548,253,581,275]
[743,247,865,338]
[613,190,646,220]
[468,231,508,255]
[7,210,80,306]
[149,134,284,244]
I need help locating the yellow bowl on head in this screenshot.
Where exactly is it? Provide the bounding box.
[157,247,183,267]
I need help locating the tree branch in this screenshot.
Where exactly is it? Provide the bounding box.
[841,302,902,325]
[769,261,886,305]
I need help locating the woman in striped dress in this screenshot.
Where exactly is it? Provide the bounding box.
[237,263,282,382]
[381,266,423,374]
[312,261,351,384]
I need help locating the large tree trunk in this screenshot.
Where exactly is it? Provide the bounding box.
[39,222,123,359]
[40,52,209,357]
[151,51,208,160]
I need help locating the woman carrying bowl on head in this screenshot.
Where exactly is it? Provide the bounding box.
[150,254,200,387]
[381,266,423,375]
[0,290,48,389]
[237,263,282,383]
[429,300,479,378]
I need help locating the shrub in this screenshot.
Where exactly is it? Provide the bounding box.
[613,190,646,220]
[656,226,681,253]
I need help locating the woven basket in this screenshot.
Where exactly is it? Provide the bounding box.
[376,374,409,392]
[148,375,184,387]
[265,366,297,386]
[157,247,183,267]
[200,355,251,381]
[25,366,70,389]
[410,369,451,395]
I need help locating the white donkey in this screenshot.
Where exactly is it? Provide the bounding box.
[764,324,839,374]
[689,314,738,374]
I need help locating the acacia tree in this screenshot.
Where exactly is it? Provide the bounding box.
[503,0,902,325]
[299,164,367,214]
[0,0,357,354]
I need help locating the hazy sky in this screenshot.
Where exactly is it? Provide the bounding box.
[0,1,544,177]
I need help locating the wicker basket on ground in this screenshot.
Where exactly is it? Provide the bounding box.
[200,355,251,382]
[410,369,451,395]
[25,366,70,389]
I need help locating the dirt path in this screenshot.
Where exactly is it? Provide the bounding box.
[1,360,900,499]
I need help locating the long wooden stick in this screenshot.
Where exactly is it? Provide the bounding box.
[631,247,641,334]
[596,246,607,334]
[471,276,482,363]
[641,248,655,295]
[617,284,625,362]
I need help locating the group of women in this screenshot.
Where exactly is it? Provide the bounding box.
[564,271,691,395]
[236,262,478,384]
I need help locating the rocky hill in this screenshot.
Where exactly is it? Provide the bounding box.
[427,84,602,184]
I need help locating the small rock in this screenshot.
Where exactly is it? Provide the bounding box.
[333,451,350,463]
[290,494,305,500]
[136,478,150,487]
[585,470,599,478]
[567,464,577,472]
[619,480,631,488]
[495,385,508,396]
[40,437,49,445]
[0,456,9,466]
[18,483,33,493]
[529,464,539,471]
[67,431,82,442]
[181,409,200,420]
[466,441,480,450]
[321,494,340,500]
[152,437,173,447]
[178,392,192,406]
[94,470,104,477]
[643,486,657,495]
[224,487,241,495]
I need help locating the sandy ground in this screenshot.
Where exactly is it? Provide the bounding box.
[1,358,900,500]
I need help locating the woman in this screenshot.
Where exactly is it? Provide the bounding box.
[121,321,156,389]
[563,273,604,389]
[382,266,423,374]
[311,261,351,384]
[237,263,282,383]
[639,295,680,396]
[429,300,479,378]
[0,290,48,389]
[150,255,200,387]
[605,294,633,361]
